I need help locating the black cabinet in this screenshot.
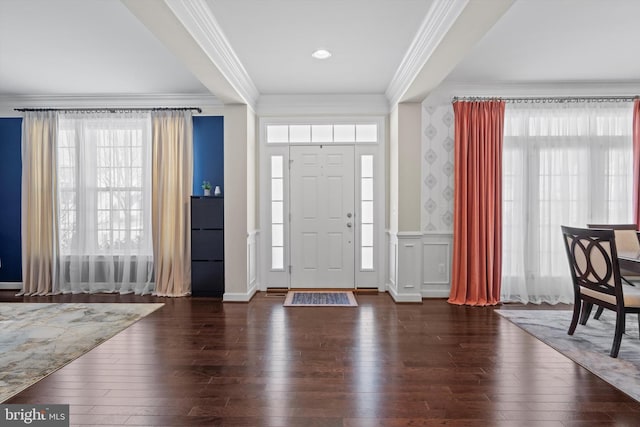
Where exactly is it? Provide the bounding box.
[191,196,224,297]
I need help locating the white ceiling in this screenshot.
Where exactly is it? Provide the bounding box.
[0,0,207,95]
[205,0,434,94]
[1,0,640,104]
[445,0,640,85]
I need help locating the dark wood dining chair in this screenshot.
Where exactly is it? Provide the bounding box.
[561,225,640,357]
[586,224,640,319]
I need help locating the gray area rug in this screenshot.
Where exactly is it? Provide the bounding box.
[284,291,358,306]
[0,303,163,402]
[497,309,640,402]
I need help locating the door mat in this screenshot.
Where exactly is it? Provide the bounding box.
[283,291,357,307]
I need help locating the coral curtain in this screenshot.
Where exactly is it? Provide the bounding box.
[151,111,193,297]
[634,99,640,229]
[20,111,59,295]
[449,100,505,306]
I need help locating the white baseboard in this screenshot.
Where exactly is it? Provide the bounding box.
[223,284,258,302]
[421,289,450,298]
[0,282,21,290]
[387,282,422,303]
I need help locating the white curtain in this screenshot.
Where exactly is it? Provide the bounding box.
[56,112,154,294]
[502,102,634,304]
[151,110,193,297]
[21,111,59,295]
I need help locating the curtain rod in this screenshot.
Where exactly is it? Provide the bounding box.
[14,106,202,113]
[452,96,639,104]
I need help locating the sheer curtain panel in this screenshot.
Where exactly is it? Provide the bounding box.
[502,102,633,304]
[151,110,193,297]
[633,99,640,228]
[57,112,154,294]
[21,111,59,295]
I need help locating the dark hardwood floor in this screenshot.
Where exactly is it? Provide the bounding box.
[2,291,639,426]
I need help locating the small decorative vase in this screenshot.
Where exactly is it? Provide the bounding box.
[204,189,211,196]
[214,186,221,196]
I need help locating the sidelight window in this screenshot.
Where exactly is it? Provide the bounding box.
[360,155,374,270]
[271,155,285,270]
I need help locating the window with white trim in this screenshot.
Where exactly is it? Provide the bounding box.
[266,124,378,144]
[502,102,633,304]
[360,155,374,270]
[57,115,151,254]
[271,155,285,270]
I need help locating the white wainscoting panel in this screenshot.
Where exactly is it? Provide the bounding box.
[223,230,259,302]
[421,232,453,298]
[392,232,423,302]
[389,231,454,301]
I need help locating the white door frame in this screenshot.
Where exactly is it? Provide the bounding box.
[259,117,386,292]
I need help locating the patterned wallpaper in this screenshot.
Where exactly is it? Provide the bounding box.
[421,101,455,232]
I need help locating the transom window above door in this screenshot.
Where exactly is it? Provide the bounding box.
[266,123,378,144]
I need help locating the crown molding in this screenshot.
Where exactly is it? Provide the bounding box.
[385,0,468,107]
[0,93,223,116]
[165,0,259,109]
[256,94,390,116]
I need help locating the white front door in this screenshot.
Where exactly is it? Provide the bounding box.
[290,145,355,288]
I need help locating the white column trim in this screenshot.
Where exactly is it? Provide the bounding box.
[386,230,398,293]
[422,231,454,236]
[247,230,259,292]
[385,0,469,106]
[393,232,423,303]
[397,231,424,238]
[224,229,258,302]
[387,282,422,303]
[164,0,259,108]
[222,288,257,302]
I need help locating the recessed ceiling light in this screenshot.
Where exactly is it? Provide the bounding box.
[311,49,332,60]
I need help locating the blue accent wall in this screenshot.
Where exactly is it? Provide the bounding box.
[0,115,224,283]
[0,118,22,282]
[193,116,224,196]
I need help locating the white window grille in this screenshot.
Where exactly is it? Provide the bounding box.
[360,155,374,270]
[271,155,285,270]
[266,123,379,144]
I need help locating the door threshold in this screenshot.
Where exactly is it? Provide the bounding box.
[354,288,379,295]
[270,287,379,294]
[288,288,359,292]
